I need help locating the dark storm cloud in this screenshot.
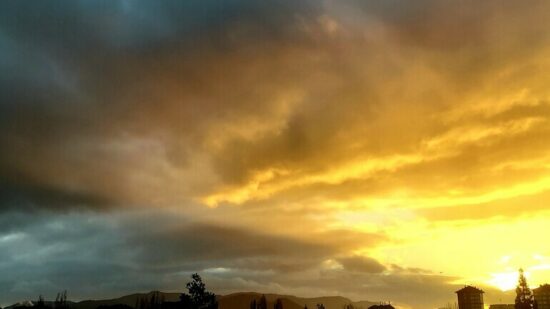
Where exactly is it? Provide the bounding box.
[124,221,337,270]
[2,0,549,212]
[0,173,112,213]
[0,210,386,305]
[119,213,387,274]
[0,211,141,303]
[0,1,317,51]
[0,0,325,211]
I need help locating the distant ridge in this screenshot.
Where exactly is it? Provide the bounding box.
[76,292,181,309]
[220,292,378,309]
[7,292,378,309]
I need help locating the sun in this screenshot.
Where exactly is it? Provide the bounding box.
[488,271,519,291]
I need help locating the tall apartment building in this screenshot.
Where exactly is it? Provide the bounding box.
[456,286,484,309]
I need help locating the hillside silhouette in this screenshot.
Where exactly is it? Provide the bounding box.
[4,274,378,309]
[217,292,377,309]
[11,292,378,309]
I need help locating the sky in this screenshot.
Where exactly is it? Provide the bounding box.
[1,1,550,308]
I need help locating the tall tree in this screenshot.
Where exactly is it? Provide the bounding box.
[138,297,149,309]
[149,291,163,309]
[250,299,257,309]
[55,290,67,309]
[515,268,535,309]
[274,299,283,309]
[258,296,267,309]
[36,295,46,309]
[180,273,218,309]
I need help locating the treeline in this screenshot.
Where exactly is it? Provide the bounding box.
[249,296,285,309]
[12,274,217,309]
[10,290,71,309]
[105,273,218,309]
[249,296,345,309]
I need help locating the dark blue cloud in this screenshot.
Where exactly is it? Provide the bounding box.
[0,210,362,306]
[0,1,318,54]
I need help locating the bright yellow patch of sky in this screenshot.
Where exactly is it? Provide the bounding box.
[198,65,550,294]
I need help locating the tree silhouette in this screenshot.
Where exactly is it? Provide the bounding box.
[258,295,267,309]
[317,304,325,309]
[180,273,218,309]
[137,297,148,309]
[135,292,165,309]
[36,295,46,309]
[250,299,257,309]
[515,268,535,309]
[274,299,283,309]
[441,302,458,309]
[55,290,67,309]
[150,291,164,309]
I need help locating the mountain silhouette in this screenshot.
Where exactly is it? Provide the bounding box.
[7,292,378,309]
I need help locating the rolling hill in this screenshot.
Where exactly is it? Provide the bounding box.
[7,292,378,309]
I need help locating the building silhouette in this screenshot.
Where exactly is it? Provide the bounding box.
[456,286,484,309]
[534,284,550,309]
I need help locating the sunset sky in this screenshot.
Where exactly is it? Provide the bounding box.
[1,1,550,309]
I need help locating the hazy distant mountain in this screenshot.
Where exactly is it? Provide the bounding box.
[7,292,378,309]
[218,293,302,309]
[219,292,378,309]
[76,292,181,309]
